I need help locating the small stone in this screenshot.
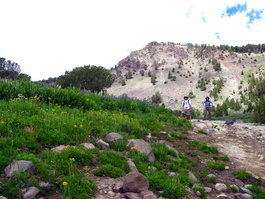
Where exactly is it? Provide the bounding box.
[207,174,217,178]
[196,191,201,196]
[235,193,253,199]
[230,184,239,191]
[217,193,228,198]
[168,172,176,176]
[239,187,252,194]
[108,191,116,197]
[21,186,40,199]
[204,187,212,193]
[215,183,227,192]
[188,172,197,182]
[80,143,95,149]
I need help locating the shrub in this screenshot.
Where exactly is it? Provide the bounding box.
[148,172,186,198]
[96,151,130,173]
[109,141,128,152]
[61,173,97,199]
[94,164,126,178]
[232,170,254,180]
[207,161,225,170]
[151,91,163,104]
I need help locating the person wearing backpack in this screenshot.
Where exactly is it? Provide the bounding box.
[180,96,192,120]
[202,97,214,120]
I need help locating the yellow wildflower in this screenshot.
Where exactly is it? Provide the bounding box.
[73,125,77,128]
[84,166,90,170]
[0,121,4,124]
[61,111,67,114]
[131,147,137,150]
[66,145,71,147]
[69,158,75,161]
[80,124,83,128]
[62,181,68,186]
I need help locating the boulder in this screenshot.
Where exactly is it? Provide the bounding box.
[123,172,149,193]
[5,160,36,177]
[127,139,155,162]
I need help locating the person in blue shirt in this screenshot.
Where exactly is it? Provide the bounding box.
[202,97,214,120]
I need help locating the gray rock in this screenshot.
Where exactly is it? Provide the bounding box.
[234,179,244,187]
[239,187,252,194]
[188,172,197,182]
[235,193,253,199]
[141,191,156,199]
[124,192,142,199]
[230,184,239,191]
[80,142,95,149]
[21,186,40,199]
[123,172,149,193]
[127,139,155,162]
[97,139,110,150]
[225,119,234,125]
[105,132,123,142]
[215,183,227,192]
[5,160,36,177]
[113,181,124,193]
[128,158,139,172]
[51,145,67,152]
[217,193,228,198]
[204,187,212,193]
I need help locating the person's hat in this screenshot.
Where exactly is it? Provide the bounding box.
[205,96,210,99]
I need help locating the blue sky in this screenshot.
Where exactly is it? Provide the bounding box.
[0,0,264,81]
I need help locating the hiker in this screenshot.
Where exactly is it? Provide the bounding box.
[180,96,192,120]
[202,97,214,120]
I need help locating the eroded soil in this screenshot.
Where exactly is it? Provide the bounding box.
[190,120,265,179]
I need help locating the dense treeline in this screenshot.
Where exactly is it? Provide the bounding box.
[188,43,265,54]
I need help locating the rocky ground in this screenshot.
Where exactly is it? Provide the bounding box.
[190,119,265,179]
[92,120,265,199]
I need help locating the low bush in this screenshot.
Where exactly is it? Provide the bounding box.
[94,164,126,178]
[207,161,226,170]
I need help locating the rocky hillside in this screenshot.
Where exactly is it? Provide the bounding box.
[107,42,265,111]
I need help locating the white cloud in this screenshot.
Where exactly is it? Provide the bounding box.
[0,0,264,80]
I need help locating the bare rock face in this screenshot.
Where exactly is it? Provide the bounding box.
[127,139,155,162]
[105,132,124,142]
[123,172,149,193]
[4,160,36,177]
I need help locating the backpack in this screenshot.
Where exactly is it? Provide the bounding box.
[182,100,191,109]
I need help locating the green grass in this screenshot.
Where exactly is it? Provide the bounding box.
[0,79,263,198]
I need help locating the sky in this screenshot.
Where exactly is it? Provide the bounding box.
[0,0,265,81]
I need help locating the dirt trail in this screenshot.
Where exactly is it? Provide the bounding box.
[190,120,265,179]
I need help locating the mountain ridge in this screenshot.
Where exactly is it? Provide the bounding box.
[107,41,265,111]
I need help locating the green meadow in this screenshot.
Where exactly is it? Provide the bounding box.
[0,80,264,198]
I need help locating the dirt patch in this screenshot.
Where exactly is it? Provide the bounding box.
[190,120,265,179]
